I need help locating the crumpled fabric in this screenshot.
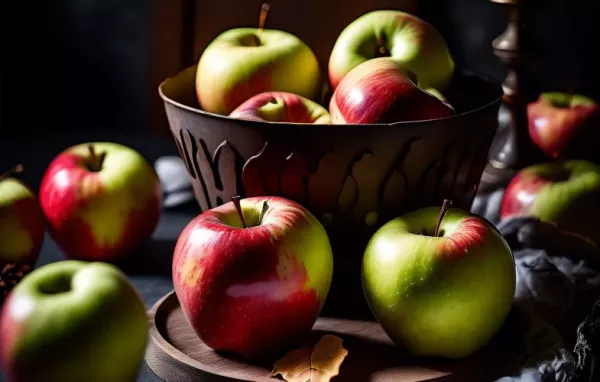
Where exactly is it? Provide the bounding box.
[472,189,600,382]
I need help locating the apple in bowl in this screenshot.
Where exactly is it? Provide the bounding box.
[195,27,322,116]
[39,143,162,262]
[172,196,333,361]
[329,57,454,124]
[329,10,455,93]
[229,91,331,123]
[500,160,600,246]
[527,92,600,160]
[362,200,515,358]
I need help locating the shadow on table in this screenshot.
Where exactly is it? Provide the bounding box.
[113,238,177,277]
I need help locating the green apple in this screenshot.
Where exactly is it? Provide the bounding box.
[500,160,600,246]
[328,10,455,92]
[0,261,148,382]
[0,165,46,301]
[362,201,515,359]
[195,28,322,116]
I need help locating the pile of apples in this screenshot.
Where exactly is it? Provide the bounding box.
[500,91,600,245]
[195,8,457,125]
[172,194,516,362]
[0,8,526,381]
[0,142,162,381]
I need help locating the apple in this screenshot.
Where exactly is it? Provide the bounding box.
[329,57,454,124]
[0,165,45,301]
[39,142,162,262]
[527,92,600,160]
[500,160,600,246]
[195,25,322,116]
[229,91,331,123]
[328,10,455,92]
[0,260,148,382]
[362,200,516,358]
[172,195,333,361]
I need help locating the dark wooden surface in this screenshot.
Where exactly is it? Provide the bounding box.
[145,291,526,382]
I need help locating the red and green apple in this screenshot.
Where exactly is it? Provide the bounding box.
[500,160,600,246]
[328,10,455,93]
[329,57,454,124]
[195,27,322,116]
[0,260,148,382]
[362,201,515,358]
[172,196,333,361]
[39,143,162,262]
[229,91,331,123]
[0,165,45,301]
[527,92,600,160]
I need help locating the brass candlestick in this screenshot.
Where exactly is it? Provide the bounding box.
[484,0,542,187]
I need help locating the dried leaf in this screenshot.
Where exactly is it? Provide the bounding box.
[271,335,348,382]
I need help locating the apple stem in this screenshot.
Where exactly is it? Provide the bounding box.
[87,145,106,172]
[232,196,248,228]
[434,199,453,237]
[256,3,270,43]
[0,164,24,182]
[259,201,269,224]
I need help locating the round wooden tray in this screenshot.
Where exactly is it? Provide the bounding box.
[145,291,524,382]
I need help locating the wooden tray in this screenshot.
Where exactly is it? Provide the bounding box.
[145,291,524,382]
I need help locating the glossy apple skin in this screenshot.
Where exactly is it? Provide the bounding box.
[528,92,600,159]
[39,142,162,261]
[500,160,600,245]
[362,207,515,358]
[172,196,333,361]
[0,178,45,265]
[196,28,322,116]
[0,178,45,300]
[229,91,331,123]
[330,58,454,124]
[329,10,454,92]
[0,261,148,382]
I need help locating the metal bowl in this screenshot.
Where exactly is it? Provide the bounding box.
[159,65,502,319]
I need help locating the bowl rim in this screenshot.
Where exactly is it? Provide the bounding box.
[158,66,503,129]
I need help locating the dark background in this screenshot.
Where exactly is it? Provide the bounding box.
[2,0,600,139]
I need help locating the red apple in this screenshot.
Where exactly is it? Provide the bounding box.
[527,92,600,160]
[172,196,333,361]
[500,160,600,246]
[39,143,162,261]
[229,91,331,123]
[329,58,454,124]
[0,165,45,301]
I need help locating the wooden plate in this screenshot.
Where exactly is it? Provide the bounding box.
[145,291,524,382]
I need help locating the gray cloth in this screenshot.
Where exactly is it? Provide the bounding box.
[472,189,600,382]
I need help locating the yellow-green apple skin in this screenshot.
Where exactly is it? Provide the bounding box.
[362,207,516,359]
[328,10,455,92]
[229,91,331,123]
[39,142,162,262]
[196,28,322,116]
[0,261,148,382]
[501,160,600,246]
[0,176,45,300]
